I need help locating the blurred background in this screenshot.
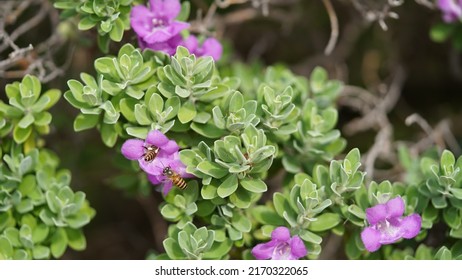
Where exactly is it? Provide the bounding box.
[1,0,461,259]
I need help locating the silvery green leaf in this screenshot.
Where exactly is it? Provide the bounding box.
[134,104,152,125]
[299,230,322,244]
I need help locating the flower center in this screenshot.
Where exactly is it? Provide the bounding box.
[152,17,166,28]
[377,219,398,237]
[272,242,292,260]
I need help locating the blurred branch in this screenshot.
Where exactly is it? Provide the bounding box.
[406,114,461,155]
[215,0,249,9]
[0,0,48,53]
[351,0,399,31]
[322,0,339,55]
[136,194,168,253]
[340,67,406,180]
[415,0,435,9]
[342,66,406,135]
[449,46,462,81]
[0,0,71,83]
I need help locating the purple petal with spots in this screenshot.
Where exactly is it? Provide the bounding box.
[378,218,406,245]
[361,196,422,252]
[251,227,307,260]
[121,139,145,160]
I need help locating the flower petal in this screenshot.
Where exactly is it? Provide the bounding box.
[366,204,387,225]
[377,219,404,245]
[289,236,307,259]
[386,196,405,219]
[149,0,162,11]
[142,40,176,55]
[161,0,181,20]
[182,35,199,53]
[251,240,277,260]
[201,38,223,61]
[401,214,422,239]
[139,156,165,175]
[162,180,173,195]
[169,21,190,37]
[271,227,291,242]
[130,5,154,37]
[146,130,169,147]
[121,139,145,160]
[148,174,161,185]
[361,227,382,252]
[143,28,177,43]
[162,140,180,154]
[438,0,462,22]
[438,0,461,13]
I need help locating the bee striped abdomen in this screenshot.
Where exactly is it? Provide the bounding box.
[162,166,188,190]
[172,176,187,190]
[143,145,159,162]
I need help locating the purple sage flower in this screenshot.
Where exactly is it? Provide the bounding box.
[147,152,194,195]
[121,130,179,175]
[437,0,462,22]
[251,227,307,260]
[130,0,189,44]
[360,196,422,252]
[182,35,223,61]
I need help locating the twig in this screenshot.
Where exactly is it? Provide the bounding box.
[343,67,406,135]
[364,122,392,180]
[449,46,462,81]
[215,0,249,9]
[0,1,49,53]
[438,120,461,155]
[405,113,434,137]
[322,0,339,56]
[0,44,33,69]
[406,115,461,155]
[136,194,168,253]
[5,0,33,24]
[415,0,435,9]
[351,0,399,31]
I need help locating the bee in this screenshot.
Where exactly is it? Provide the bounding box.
[163,166,187,190]
[143,145,159,162]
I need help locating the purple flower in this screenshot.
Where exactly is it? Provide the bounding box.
[437,0,462,22]
[130,0,189,44]
[121,130,179,175]
[182,35,223,61]
[251,227,307,260]
[360,196,422,252]
[147,152,194,195]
